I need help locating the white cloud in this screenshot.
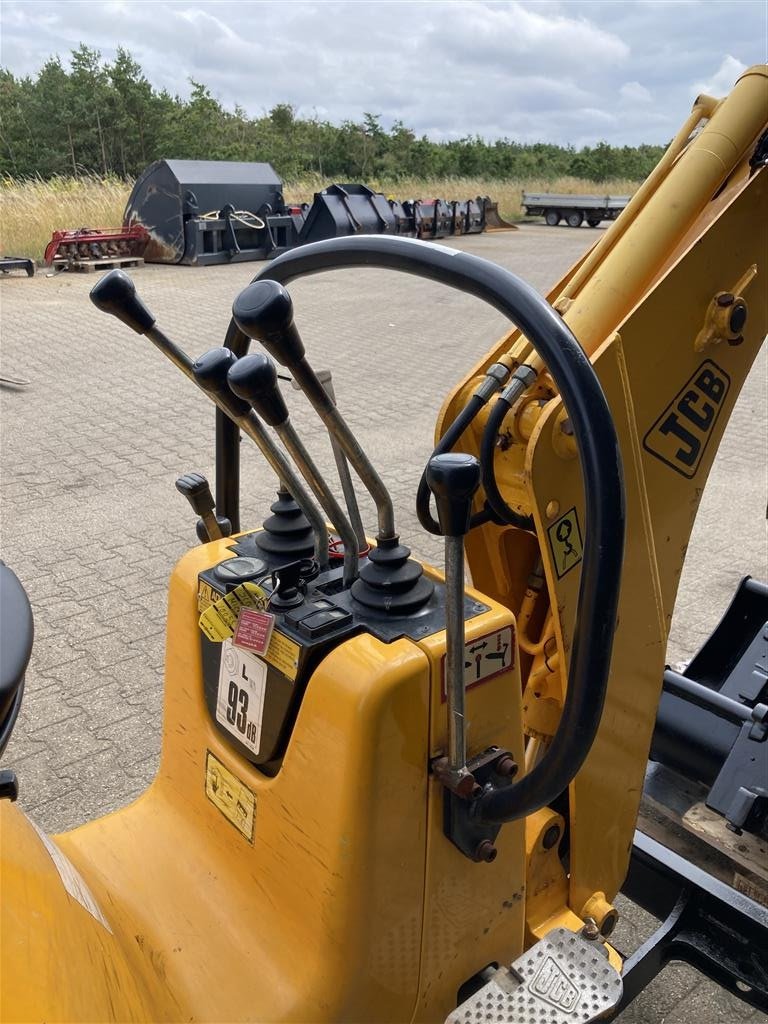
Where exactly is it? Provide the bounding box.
[693,55,749,99]
[0,1,765,146]
[620,81,652,103]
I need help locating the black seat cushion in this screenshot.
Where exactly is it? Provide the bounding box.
[0,562,33,722]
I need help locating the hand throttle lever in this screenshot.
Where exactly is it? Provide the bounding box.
[175,472,231,543]
[427,453,481,784]
[227,353,359,588]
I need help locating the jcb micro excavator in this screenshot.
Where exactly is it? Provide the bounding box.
[1,65,767,1023]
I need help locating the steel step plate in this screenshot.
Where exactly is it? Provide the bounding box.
[446,927,623,1023]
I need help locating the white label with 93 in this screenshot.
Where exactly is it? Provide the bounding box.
[216,639,267,754]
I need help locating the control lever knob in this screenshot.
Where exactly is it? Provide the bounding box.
[89,269,156,335]
[192,348,250,417]
[232,281,305,366]
[426,453,481,537]
[175,472,216,514]
[175,472,231,542]
[227,353,289,426]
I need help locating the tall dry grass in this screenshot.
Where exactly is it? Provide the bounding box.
[1,175,130,261]
[1,173,639,261]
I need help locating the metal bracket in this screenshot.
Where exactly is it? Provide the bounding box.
[619,830,768,1014]
[435,746,517,862]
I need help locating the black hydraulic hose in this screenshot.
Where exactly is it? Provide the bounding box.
[416,395,483,534]
[416,394,534,534]
[479,374,539,532]
[232,234,624,825]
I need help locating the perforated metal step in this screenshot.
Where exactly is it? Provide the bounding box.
[446,927,623,1023]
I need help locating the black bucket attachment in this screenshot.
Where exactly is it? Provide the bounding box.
[123,159,298,265]
[297,184,397,244]
[125,159,515,264]
[454,198,486,235]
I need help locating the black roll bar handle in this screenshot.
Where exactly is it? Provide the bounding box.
[218,234,626,825]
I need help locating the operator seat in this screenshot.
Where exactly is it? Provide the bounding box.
[0,562,32,756]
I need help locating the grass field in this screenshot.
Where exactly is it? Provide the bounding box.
[0,173,639,262]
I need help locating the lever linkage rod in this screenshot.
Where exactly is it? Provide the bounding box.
[231,279,435,615]
[427,453,482,784]
[227,353,359,588]
[231,280,396,544]
[89,270,329,570]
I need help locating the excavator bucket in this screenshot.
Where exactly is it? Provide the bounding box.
[480,195,518,231]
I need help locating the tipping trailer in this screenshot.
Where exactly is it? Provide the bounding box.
[522,190,630,227]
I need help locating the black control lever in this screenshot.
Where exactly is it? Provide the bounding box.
[232,280,396,544]
[89,272,329,570]
[227,353,359,588]
[191,348,330,570]
[427,453,481,786]
[89,269,155,334]
[175,472,231,543]
[232,280,434,614]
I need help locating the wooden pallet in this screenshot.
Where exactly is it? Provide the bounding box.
[53,257,144,274]
[639,762,768,906]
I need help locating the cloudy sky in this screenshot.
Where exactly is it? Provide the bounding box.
[1,1,766,146]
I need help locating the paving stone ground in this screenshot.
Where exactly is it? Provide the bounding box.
[1,224,766,1022]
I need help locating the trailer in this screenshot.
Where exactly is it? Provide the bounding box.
[522,190,630,227]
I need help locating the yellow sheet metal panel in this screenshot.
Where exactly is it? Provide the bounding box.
[0,803,172,1022]
[43,544,434,1022]
[414,593,527,1021]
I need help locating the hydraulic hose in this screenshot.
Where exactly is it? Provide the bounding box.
[416,395,483,534]
[226,234,625,825]
[416,384,535,535]
[478,365,539,531]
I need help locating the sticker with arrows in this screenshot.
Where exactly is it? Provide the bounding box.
[441,625,515,701]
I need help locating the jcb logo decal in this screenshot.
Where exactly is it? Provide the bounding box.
[643,360,730,478]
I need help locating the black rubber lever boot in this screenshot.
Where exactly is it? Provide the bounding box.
[425,453,482,537]
[193,348,314,560]
[175,472,232,542]
[227,353,289,426]
[89,269,156,334]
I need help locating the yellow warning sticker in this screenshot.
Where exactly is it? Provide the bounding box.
[262,629,301,681]
[197,580,218,613]
[205,751,255,842]
[547,506,584,579]
[198,582,269,642]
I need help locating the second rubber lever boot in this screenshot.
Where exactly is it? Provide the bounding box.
[175,472,232,543]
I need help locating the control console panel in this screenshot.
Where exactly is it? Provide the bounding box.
[197,530,488,773]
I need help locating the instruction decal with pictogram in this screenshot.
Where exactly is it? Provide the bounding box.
[547,507,584,579]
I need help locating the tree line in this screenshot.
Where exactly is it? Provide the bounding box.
[0,45,667,183]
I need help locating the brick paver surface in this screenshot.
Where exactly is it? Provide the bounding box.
[1,224,765,1022]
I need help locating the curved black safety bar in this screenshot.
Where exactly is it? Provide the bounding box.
[222,234,625,824]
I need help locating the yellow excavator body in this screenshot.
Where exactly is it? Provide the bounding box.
[1,65,766,1024]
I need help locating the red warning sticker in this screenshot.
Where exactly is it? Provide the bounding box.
[233,608,276,655]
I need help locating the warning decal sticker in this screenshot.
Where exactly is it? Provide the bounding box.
[197,580,218,613]
[204,750,256,842]
[262,630,301,681]
[441,625,515,702]
[547,507,584,579]
[199,582,269,642]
